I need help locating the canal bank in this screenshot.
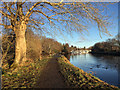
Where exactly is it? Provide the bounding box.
[58,55,119,89]
[70,53,120,88]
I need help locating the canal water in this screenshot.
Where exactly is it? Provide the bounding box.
[69,53,120,87]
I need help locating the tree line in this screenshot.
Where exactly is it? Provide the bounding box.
[91,34,120,55]
[1,30,64,70]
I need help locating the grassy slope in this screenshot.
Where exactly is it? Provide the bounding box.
[2,58,49,88]
[58,55,120,90]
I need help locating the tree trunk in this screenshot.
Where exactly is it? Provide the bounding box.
[14,22,26,65]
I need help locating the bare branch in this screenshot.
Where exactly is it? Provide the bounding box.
[4,2,15,18]
[29,19,44,25]
[28,10,51,21]
[0,10,13,20]
[0,23,13,29]
[25,2,42,17]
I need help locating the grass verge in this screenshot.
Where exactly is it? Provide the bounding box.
[2,58,49,88]
[58,55,119,90]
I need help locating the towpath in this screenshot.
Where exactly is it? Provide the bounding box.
[34,55,68,88]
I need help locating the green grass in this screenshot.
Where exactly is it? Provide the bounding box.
[2,58,49,88]
[58,55,120,89]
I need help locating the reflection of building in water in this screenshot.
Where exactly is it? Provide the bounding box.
[83,53,86,59]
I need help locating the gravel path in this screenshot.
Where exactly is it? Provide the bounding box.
[34,56,68,88]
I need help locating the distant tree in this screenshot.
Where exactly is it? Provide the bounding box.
[83,46,86,50]
[62,43,71,54]
[26,30,42,60]
[92,39,119,54]
[87,46,93,50]
[41,37,62,55]
[64,43,69,50]
[115,34,120,48]
[73,46,77,50]
[71,45,73,48]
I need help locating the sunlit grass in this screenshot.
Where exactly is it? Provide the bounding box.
[2,58,49,88]
[58,55,119,89]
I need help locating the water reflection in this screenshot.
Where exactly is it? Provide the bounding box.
[117,57,120,87]
[70,53,120,87]
[91,54,120,70]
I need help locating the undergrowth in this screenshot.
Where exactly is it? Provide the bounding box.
[2,58,49,88]
[58,55,119,90]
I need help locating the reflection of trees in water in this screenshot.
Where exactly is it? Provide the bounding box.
[69,53,120,87]
[69,53,120,70]
[71,55,74,60]
[92,54,119,60]
[91,54,120,66]
[69,54,79,61]
[118,63,120,87]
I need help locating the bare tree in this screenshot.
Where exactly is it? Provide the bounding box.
[0,1,111,66]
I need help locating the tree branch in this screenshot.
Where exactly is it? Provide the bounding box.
[0,23,13,29]
[29,19,44,25]
[4,2,15,18]
[28,10,51,21]
[25,2,42,17]
[0,10,13,20]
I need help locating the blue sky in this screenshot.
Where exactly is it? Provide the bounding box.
[1,2,118,48]
[51,2,119,48]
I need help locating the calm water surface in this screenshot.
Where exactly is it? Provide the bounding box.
[70,53,120,87]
